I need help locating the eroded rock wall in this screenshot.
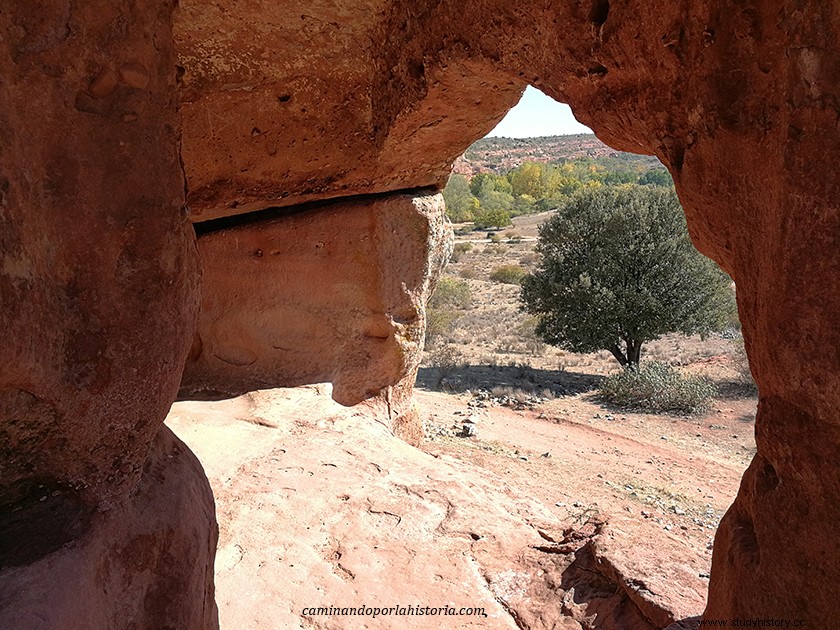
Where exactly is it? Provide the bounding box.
[0,1,216,627]
[174,1,523,220]
[0,427,218,629]
[3,0,840,627]
[0,0,199,509]
[174,0,840,623]
[180,191,452,412]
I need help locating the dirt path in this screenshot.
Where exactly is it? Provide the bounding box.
[417,389,757,574]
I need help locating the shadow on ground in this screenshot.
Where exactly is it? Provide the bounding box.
[416,363,603,397]
[712,377,758,401]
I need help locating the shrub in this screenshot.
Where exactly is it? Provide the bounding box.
[450,242,473,263]
[425,277,472,346]
[426,345,465,390]
[459,265,479,279]
[428,345,464,370]
[425,308,459,346]
[599,361,715,415]
[429,277,471,309]
[518,316,546,357]
[520,252,540,266]
[489,264,526,284]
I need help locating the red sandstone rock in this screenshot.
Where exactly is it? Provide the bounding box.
[0,0,188,468]
[172,1,840,622]
[360,364,426,446]
[173,0,523,220]
[180,192,452,409]
[0,0,200,509]
[169,387,697,630]
[1,1,214,627]
[0,426,218,629]
[2,0,840,626]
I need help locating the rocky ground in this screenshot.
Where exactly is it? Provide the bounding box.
[167,374,754,629]
[166,212,757,629]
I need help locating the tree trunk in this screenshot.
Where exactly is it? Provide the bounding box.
[626,339,642,367]
[609,344,628,367]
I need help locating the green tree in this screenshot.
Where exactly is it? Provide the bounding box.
[520,186,735,367]
[469,173,494,197]
[471,172,513,199]
[639,167,673,187]
[512,193,536,215]
[599,169,637,185]
[442,174,479,222]
[490,174,513,196]
[476,189,514,215]
[508,162,545,198]
[474,207,512,229]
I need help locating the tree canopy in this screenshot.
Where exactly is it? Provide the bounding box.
[441,174,479,222]
[442,149,673,228]
[520,186,735,367]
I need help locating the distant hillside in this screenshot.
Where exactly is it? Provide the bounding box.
[454,134,662,176]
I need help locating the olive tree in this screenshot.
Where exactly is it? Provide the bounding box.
[520,186,735,367]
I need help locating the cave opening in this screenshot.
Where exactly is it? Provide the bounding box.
[3,2,837,627]
[414,84,754,629]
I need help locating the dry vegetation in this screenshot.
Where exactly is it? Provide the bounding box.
[421,213,749,394]
[419,211,752,410]
[415,211,759,573]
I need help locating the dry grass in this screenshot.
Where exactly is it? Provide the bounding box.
[420,212,751,405]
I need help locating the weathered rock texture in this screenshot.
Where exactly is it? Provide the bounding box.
[362,365,427,446]
[169,387,704,630]
[173,0,840,623]
[0,426,218,629]
[173,2,523,220]
[0,1,215,627]
[3,0,840,626]
[1,0,199,509]
[180,191,451,413]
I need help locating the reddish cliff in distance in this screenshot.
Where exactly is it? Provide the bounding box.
[452,134,663,176]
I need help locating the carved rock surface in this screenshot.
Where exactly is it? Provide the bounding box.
[169,386,700,630]
[174,0,523,220]
[180,191,451,408]
[0,426,218,629]
[174,1,840,623]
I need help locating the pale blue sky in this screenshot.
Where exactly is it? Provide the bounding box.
[486,86,592,138]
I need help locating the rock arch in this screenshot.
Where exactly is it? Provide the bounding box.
[2,0,839,626]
